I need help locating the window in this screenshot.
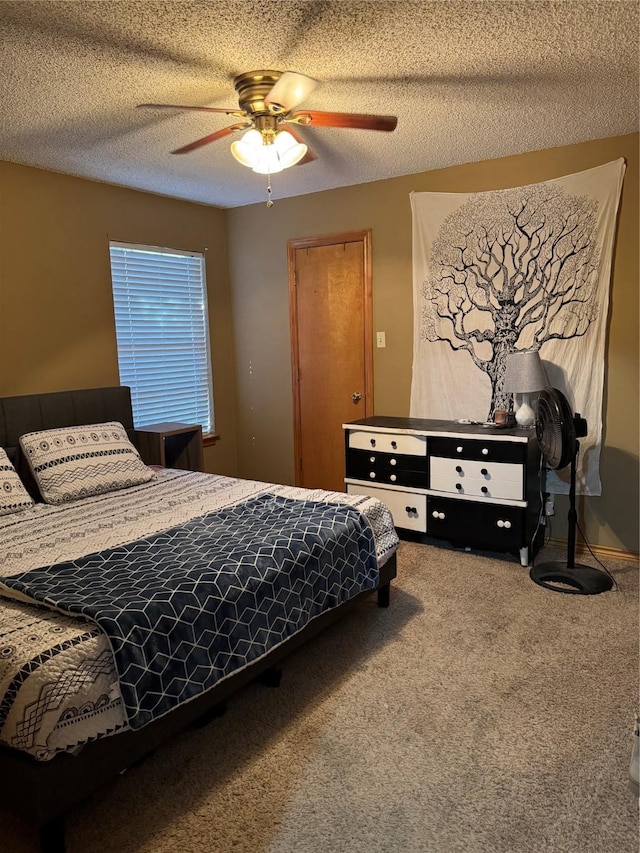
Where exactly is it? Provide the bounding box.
[109,241,214,433]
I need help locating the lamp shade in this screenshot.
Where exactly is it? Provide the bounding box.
[503,350,548,393]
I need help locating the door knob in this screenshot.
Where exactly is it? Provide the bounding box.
[352,392,362,403]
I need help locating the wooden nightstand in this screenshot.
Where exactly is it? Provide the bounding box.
[136,422,204,472]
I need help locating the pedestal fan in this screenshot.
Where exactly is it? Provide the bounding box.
[531,388,613,595]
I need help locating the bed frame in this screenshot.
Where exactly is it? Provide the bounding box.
[0,386,397,853]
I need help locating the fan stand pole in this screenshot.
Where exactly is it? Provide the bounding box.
[530,441,613,595]
[566,450,577,570]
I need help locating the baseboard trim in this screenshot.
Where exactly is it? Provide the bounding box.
[547,538,639,564]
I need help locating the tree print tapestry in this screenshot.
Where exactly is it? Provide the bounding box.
[410,160,625,495]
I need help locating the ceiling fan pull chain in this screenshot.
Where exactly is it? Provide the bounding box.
[266,172,274,208]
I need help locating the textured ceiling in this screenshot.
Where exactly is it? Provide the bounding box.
[1,1,638,208]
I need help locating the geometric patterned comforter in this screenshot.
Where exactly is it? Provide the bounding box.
[2,494,378,731]
[0,470,398,759]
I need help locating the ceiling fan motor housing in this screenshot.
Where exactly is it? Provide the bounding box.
[233,71,283,116]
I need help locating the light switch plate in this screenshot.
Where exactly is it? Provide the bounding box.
[376,331,386,348]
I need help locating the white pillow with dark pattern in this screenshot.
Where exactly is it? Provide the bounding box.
[20,421,155,504]
[0,447,35,515]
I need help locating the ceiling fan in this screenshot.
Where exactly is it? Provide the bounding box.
[138,70,398,175]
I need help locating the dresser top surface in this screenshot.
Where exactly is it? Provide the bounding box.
[343,416,534,442]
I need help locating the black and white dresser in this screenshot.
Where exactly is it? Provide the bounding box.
[343,416,544,566]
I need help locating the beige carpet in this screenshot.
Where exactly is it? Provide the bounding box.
[3,541,639,853]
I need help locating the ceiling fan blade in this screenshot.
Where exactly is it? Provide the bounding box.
[171,122,250,154]
[289,110,397,131]
[138,103,245,117]
[264,71,319,113]
[283,126,318,165]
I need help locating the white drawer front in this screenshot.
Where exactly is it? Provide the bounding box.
[348,430,427,456]
[346,482,427,532]
[430,462,524,500]
[430,456,523,483]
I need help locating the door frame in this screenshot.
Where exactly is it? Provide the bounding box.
[288,230,374,486]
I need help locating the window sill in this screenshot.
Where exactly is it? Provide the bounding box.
[203,433,221,447]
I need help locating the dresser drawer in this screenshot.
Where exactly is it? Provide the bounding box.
[429,456,524,500]
[346,482,427,532]
[348,430,427,457]
[346,448,428,485]
[428,436,524,464]
[427,496,524,549]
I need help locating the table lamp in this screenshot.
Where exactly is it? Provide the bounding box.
[503,350,548,428]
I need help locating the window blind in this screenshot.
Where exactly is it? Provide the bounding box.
[109,242,214,433]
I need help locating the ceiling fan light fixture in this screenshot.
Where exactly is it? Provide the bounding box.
[272,129,307,168]
[230,128,307,174]
[229,128,264,167]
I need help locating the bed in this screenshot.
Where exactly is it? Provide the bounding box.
[0,386,399,852]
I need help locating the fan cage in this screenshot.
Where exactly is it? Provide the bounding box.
[535,388,577,470]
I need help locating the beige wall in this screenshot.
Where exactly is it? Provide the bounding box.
[1,136,637,551]
[0,162,238,475]
[227,133,639,553]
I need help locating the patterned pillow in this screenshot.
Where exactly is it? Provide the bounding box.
[0,447,35,515]
[20,421,155,504]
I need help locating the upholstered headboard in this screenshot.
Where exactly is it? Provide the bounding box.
[0,386,135,464]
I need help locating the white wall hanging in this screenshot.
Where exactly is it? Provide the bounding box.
[410,159,626,495]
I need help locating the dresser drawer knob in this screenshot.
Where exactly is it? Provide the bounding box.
[390,474,397,482]
[432,510,439,518]
[391,440,397,449]
[370,438,376,447]
[369,472,376,479]
[455,465,463,473]
[406,506,418,515]
[390,458,397,466]
[504,520,512,529]
[497,519,504,528]
[370,456,376,463]
[455,483,463,491]
[481,468,488,476]
[438,511,445,520]
[482,448,489,456]
[456,446,463,453]
[481,486,488,494]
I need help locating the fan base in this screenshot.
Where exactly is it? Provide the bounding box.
[530,562,613,595]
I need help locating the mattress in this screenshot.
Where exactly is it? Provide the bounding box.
[0,469,398,760]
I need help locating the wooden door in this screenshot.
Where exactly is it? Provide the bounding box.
[289,231,373,491]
